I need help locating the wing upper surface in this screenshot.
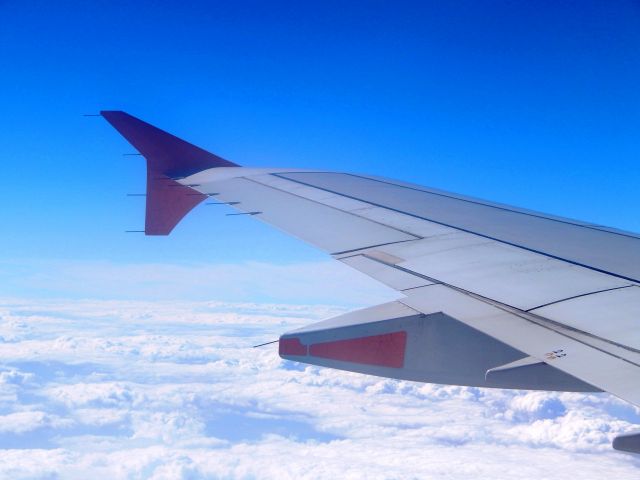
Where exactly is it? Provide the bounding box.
[183,167,640,406]
[278,172,640,282]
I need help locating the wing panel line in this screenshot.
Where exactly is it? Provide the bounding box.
[331,239,418,256]
[273,173,640,285]
[361,253,640,359]
[241,176,423,241]
[344,173,640,241]
[525,285,634,312]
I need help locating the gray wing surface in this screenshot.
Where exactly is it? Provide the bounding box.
[183,168,640,406]
[280,171,640,282]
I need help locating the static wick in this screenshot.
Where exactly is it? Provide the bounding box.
[253,340,279,348]
[125,230,145,233]
[123,153,143,156]
[126,193,146,197]
[226,212,261,216]
[207,201,240,206]
[168,183,201,188]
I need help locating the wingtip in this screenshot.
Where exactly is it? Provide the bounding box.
[102,111,238,236]
[100,110,126,119]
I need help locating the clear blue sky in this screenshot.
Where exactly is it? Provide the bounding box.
[1,1,639,286]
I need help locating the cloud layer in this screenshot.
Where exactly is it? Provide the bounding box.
[0,298,639,479]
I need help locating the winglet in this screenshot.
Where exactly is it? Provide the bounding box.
[101,111,238,235]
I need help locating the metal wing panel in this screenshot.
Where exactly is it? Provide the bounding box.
[339,254,433,291]
[349,206,455,237]
[400,285,640,407]
[532,286,640,351]
[200,176,418,254]
[341,232,630,311]
[250,173,455,237]
[364,174,640,238]
[277,172,640,282]
[387,239,631,310]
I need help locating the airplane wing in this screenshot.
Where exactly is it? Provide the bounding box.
[101,111,640,453]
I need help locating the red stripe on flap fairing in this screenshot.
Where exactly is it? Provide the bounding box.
[279,337,307,356]
[309,331,407,368]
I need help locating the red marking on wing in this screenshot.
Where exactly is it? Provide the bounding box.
[309,331,407,368]
[101,111,237,235]
[145,174,206,235]
[279,337,308,356]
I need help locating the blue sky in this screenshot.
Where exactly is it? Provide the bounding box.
[1,0,639,293]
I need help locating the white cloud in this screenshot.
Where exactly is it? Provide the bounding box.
[0,411,72,434]
[0,297,639,479]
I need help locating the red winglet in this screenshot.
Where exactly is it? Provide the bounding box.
[101,111,239,235]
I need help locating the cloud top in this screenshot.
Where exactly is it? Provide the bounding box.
[0,298,638,479]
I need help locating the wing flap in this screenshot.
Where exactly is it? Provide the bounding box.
[401,285,640,406]
[359,236,631,311]
[531,286,640,351]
